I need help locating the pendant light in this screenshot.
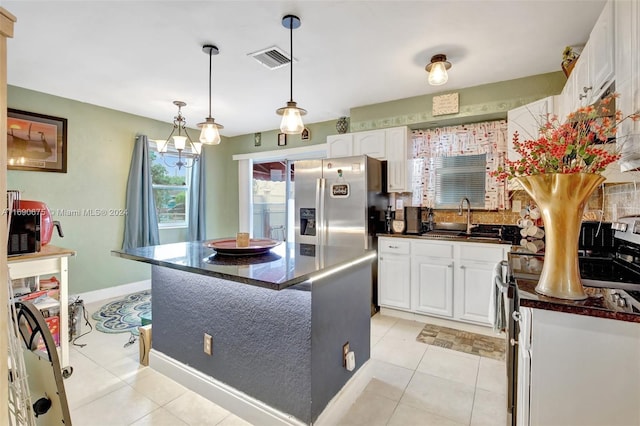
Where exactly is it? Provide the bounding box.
[276,14,307,135]
[156,101,201,170]
[426,54,452,86]
[198,44,224,145]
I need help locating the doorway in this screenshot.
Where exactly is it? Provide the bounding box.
[252,160,294,241]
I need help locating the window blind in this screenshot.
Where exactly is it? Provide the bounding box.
[434,154,486,208]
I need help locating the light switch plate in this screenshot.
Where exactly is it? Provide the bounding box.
[396,199,403,210]
[512,200,522,213]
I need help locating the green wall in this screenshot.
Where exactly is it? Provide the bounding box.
[350,71,566,131]
[7,71,565,294]
[7,86,236,294]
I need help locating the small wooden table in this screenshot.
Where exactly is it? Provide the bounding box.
[9,245,76,377]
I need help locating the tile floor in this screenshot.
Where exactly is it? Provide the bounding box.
[63,298,507,425]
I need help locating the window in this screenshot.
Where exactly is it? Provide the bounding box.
[150,150,191,228]
[435,153,486,209]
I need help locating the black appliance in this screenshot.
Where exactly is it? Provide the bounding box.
[8,211,41,256]
[503,218,640,425]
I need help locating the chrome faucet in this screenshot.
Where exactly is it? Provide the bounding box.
[458,197,476,234]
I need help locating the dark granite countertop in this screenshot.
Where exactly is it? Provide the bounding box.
[112,241,376,291]
[509,252,640,323]
[378,233,513,245]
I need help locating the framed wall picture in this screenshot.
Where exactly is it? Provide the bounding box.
[278,133,287,146]
[301,127,311,141]
[7,109,68,173]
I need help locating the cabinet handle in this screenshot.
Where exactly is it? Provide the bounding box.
[448,263,454,268]
[459,265,465,269]
[579,93,588,100]
[582,86,592,94]
[510,338,518,346]
[512,311,521,322]
[388,245,399,249]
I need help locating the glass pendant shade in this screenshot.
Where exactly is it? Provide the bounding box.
[173,135,187,150]
[198,118,221,145]
[280,106,305,134]
[428,61,449,85]
[156,139,169,153]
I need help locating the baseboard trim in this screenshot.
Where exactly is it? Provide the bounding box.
[379,307,503,338]
[72,280,151,304]
[149,349,306,426]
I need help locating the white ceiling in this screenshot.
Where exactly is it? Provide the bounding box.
[4,0,607,137]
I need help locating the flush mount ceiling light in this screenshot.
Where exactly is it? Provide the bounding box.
[276,14,307,135]
[155,101,201,170]
[425,54,452,86]
[198,44,224,145]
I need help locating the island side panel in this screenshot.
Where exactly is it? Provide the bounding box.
[151,266,313,423]
[310,261,372,421]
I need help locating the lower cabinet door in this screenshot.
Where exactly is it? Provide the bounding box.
[411,255,454,317]
[456,260,494,325]
[379,254,411,310]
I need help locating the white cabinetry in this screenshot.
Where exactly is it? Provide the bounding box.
[326,134,353,158]
[411,241,454,317]
[507,96,554,162]
[517,307,640,426]
[455,244,506,325]
[558,1,614,117]
[587,0,615,100]
[353,130,386,159]
[378,238,411,310]
[327,126,411,192]
[615,0,640,171]
[378,237,508,326]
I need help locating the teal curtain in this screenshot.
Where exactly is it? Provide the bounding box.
[188,147,207,241]
[122,135,160,249]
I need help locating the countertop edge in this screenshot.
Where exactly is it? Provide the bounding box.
[111,247,376,291]
[517,279,640,323]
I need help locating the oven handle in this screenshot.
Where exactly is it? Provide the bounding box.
[494,260,509,293]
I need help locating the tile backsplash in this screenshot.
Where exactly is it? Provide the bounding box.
[396,182,640,226]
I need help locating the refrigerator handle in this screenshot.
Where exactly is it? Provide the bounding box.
[317,178,326,246]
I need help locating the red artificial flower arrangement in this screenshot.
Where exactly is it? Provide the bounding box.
[492,93,640,181]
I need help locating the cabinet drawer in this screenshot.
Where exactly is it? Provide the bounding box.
[459,244,505,262]
[411,241,454,258]
[378,239,410,255]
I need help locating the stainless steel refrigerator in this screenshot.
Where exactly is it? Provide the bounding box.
[294,155,388,249]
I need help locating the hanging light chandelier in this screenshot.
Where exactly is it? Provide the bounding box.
[198,44,224,145]
[155,101,201,169]
[425,54,452,86]
[276,14,307,135]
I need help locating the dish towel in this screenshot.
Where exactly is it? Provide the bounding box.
[490,261,507,333]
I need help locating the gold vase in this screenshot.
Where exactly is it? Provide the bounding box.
[516,173,605,300]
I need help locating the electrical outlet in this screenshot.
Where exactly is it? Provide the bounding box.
[342,342,350,367]
[204,333,213,355]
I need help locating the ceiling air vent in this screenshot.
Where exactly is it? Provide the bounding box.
[248,46,294,70]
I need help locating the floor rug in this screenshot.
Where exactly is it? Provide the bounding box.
[416,323,506,361]
[92,290,151,335]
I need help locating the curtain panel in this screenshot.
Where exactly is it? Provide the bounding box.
[122,135,160,249]
[188,147,207,241]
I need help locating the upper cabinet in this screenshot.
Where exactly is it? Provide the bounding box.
[557,1,614,118]
[614,0,640,171]
[327,126,411,192]
[353,130,386,159]
[326,134,353,158]
[507,96,554,162]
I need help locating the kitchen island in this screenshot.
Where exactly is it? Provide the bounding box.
[112,241,376,425]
